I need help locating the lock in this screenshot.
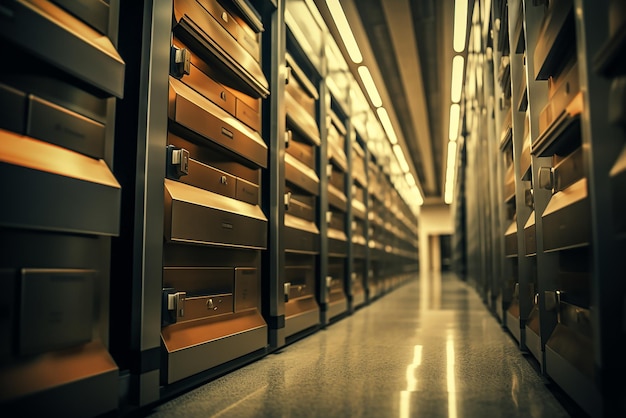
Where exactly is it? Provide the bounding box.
[170,46,191,78]
[166,145,189,179]
[284,282,291,302]
[162,288,186,325]
[285,129,292,148]
[284,191,292,211]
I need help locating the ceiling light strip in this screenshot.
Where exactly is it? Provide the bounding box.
[377,107,399,145]
[448,104,460,141]
[453,0,468,53]
[450,55,464,103]
[326,0,363,63]
[358,65,383,107]
[393,144,410,173]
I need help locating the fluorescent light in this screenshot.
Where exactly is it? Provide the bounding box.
[473,24,481,52]
[377,107,398,145]
[405,172,416,187]
[326,0,363,63]
[393,144,410,173]
[453,0,468,53]
[414,187,424,205]
[449,104,460,141]
[444,141,457,204]
[358,66,383,107]
[451,55,464,103]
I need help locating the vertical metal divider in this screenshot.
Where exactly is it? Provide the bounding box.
[363,141,371,305]
[573,1,624,415]
[317,59,330,327]
[489,2,511,326]
[521,0,558,372]
[345,123,355,314]
[261,0,286,351]
[112,0,171,408]
[508,0,532,352]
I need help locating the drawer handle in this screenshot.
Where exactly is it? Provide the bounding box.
[221,127,234,139]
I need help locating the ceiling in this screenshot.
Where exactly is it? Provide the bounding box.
[313,0,470,205]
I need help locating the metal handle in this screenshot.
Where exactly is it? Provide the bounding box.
[538,166,554,191]
[285,129,292,148]
[284,192,292,211]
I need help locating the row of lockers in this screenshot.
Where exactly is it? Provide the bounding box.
[454,0,626,417]
[0,0,418,415]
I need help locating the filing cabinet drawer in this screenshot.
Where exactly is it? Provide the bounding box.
[165,179,267,249]
[286,133,316,169]
[169,78,267,169]
[284,214,320,253]
[285,153,320,196]
[285,192,316,222]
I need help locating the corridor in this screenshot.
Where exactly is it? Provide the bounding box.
[146,274,578,417]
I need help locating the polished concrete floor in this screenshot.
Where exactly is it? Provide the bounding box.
[145,273,580,417]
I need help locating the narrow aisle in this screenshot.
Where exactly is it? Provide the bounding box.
[145,274,573,417]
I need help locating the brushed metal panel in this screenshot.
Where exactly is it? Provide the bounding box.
[328,184,348,212]
[285,296,319,335]
[168,132,260,184]
[0,0,124,98]
[546,322,594,379]
[284,214,320,253]
[285,90,321,146]
[169,78,267,169]
[327,298,348,320]
[503,164,515,202]
[174,37,261,129]
[0,270,15,360]
[197,0,261,62]
[286,137,316,169]
[27,95,105,159]
[0,341,118,416]
[19,269,95,356]
[553,146,584,191]
[285,153,320,196]
[352,199,366,220]
[285,194,316,222]
[533,0,575,80]
[539,64,580,136]
[162,311,267,383]
[235,97,261,132]
[506,310,521,344]
[328,210,346,232]
[181,61,237,116]
[610,145,626,236]
[184,294,234,321]
[542,179,591,251]
[230,0,263,33]
[524,212,536,256]
[533,92,582,158]
[163,267,233,295]
[173,0,268,98]
[234,267,259,312]
[0,82,27,134]
[165,179,267,249]
[51,0,109,34]
[285,72,316,118]
[519,134,532,180]
[196,0,239,40]
[0,130,120,235]
[329,165,346,190]
[236,177,259,206]
[545,344,601,417]
[181,158,238,199]
[328,141,348,173]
